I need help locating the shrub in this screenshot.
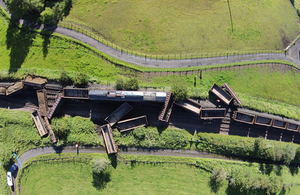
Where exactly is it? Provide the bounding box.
[115,77,124,90]
[282,144,297,164]
[93,158,110,174]
[211,167,227,183]
[60,70,71,84]
[160,129,188,149]
[171,80,188,101]
[73,72,89,86]
[124,77,139,91]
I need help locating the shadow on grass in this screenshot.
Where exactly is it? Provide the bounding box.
[259,163,273,175]
[5,0,74,64]
[288,166,299,176]
[108,154,118,169]
[209,178,223,193]
[92,170,111,190]
[6,18,37,73]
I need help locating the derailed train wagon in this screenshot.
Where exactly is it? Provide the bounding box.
[101,124,118,154]
[105,102,133,126]
[174,98,202,115]
[233,111,255,124]
[210,83,233,105]
[254,115,274,127]
[36,89,47,116]
[200,108,226,119]
[6,82,23,96]
[31,111,48,137]
[158,92,173,122]
[22,76,47,89]
[117,115,148,132]
[63,88,89,99]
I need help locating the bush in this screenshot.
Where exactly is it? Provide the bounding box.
[51,116,100,145]
[93,158,110,174]
[160,129,188,149]
[211,167,227,183]
[171,80,188,101]
[114,77,139,90]
[73,72,89,86]
[60,70,71,84]
[115,77,124,90]
[282,144,297,164]
[124,77,139,91]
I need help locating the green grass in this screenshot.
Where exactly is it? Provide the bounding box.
[60,0,300,55]
[0,12,122,82]
[18,153,300,195]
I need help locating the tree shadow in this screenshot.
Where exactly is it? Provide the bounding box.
[108,154,118,169]
[288,166,299,176]
[92,170,111,190]
[209,178,222,193]
[274,165,283,176]
[6,18,37,73]
[5,0,73,60]
[259,163,273,175]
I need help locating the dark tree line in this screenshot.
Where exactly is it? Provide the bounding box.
[4,0,72,24]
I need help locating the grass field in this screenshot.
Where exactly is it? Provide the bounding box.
[0,14,122,82]
[60,0,300,55]
[19,153,300,195]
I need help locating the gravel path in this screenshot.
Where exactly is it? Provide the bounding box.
[1,0,300,68]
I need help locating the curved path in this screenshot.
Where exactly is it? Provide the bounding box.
[16,145,234,167]
[1,1,300,68]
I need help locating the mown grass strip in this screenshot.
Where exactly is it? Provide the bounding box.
[17,153,300,195]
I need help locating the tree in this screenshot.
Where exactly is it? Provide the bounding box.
[171,80,188,101]
[40,7,55,23]
[93,158,110,174]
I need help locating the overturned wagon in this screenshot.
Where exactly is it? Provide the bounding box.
[117,115,148,132]
[105,102,133,126]
[210,83,233,105]
[31,111,48,137]
[174,98,202,115]
[22,76,47,88]
[101,124,117,154]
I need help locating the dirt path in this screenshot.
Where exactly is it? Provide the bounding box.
[1,0,300,69]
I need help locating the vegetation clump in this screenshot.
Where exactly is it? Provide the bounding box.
[115,77,139,90]
[171,80,188,101]
[51,116,101,146]
[93,158,110,174]
[5,0,72,24]
[113,127,189,149]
